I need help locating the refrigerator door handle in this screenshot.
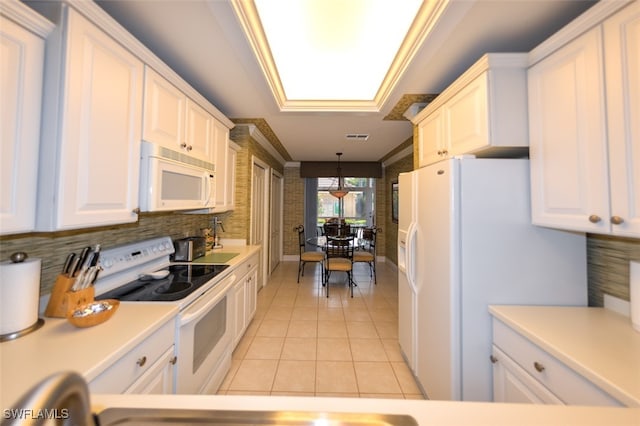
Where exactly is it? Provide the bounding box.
[406,222,419,294]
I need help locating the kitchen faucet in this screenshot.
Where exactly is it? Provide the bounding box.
[3,371,94,426]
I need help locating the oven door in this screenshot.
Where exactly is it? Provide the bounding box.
[175,273,236,394]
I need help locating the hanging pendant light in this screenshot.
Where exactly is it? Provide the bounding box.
[329,152,349,199]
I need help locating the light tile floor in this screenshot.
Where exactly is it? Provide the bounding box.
[218,260,424,399]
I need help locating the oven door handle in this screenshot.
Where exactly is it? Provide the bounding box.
[180,274,236,326]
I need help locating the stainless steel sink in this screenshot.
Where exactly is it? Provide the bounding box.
[97,408,419,425]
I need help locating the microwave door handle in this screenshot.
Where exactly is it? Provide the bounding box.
[205,173,213,206]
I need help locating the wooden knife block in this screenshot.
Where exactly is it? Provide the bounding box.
[44,274,95,318]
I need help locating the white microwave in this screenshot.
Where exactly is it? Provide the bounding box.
[139,141,215,212]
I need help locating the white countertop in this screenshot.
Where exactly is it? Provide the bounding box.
[92,394,640,425]
[0,302,178,408]
[489,305,640,407]
[0,244,260,409]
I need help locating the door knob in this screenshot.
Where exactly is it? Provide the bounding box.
[588,215,601,224]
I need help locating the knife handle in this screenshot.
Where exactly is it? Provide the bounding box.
[68,256,81,277]
[62,253,76,275]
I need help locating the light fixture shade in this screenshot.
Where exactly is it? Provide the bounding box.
[330,152,349,199]
[329,189,349,199]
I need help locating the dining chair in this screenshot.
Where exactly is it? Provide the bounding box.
[296,225,324,283]
[323,235,355,297]
[323,223,340,237]
[353,227,377,284]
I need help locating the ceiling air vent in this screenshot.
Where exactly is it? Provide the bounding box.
[345,133,369,142]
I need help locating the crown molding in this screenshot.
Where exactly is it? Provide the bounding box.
[382,145,413,168]
[241,124,287,166]
[1,0,55,36]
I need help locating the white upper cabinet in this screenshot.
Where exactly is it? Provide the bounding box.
[417,108,444,167]
[528,1,639,238]
[35,5,144,231]
[0,1,53,235]
[211,120,231,211]
[143,66,214,162]
[185,99,214,161]
[225,142,239,212]
[412,53,529,168]
[142,67,185,149]
[603,2,640,237]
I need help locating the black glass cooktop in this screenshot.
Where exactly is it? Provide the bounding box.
[97,264,230,302]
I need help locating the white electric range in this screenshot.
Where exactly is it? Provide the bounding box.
[94,237,237,394]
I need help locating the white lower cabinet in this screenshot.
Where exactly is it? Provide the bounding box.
[491,319,622,406]
[124,346,176,394]
[232,254,259,348]
[89,318,176,394]
[492,346,563,404]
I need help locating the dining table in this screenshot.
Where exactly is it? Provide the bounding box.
[306,236,361,249]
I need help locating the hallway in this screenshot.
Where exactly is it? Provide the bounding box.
[218,260,424,399]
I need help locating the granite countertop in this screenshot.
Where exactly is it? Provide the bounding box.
[489,305,640,407]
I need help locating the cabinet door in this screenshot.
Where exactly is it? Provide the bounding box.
[212,120,229,210]
[604,2,640,237]
[232,279,246,348]
[528,26,609,233]
[142,66,185,150]
[418,109,445,167]
[185,99,214,161]
[226,145,238,211]
[57,9,143,229]
[492,346,564,405]
[0,16,45,234]
[125,347,175,394]
[245,268,258,322]
[445,72,489,156]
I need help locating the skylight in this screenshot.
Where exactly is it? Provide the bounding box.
[232,0,448,111]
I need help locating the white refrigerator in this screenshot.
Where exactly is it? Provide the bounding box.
[397,158,587,402]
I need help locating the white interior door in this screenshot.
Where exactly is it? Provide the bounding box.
[269,170,283,273]
[251,158,269,287]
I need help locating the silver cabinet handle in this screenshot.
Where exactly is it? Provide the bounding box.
[490,355,498,364]
[534,361,545,373]
[611,216,625,225]
[136,356,147,367]
[588,215,601,223]
[170,356,177,365]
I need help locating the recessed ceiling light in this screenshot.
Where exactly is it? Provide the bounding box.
[232,0,450,112]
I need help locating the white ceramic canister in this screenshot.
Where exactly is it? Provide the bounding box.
[0,256,42,337]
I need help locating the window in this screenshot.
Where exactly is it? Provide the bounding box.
[316,177,375,227]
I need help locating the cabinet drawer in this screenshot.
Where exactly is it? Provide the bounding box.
[238,254,259,276]
[493,319,622,406]
[89,319,175,393]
